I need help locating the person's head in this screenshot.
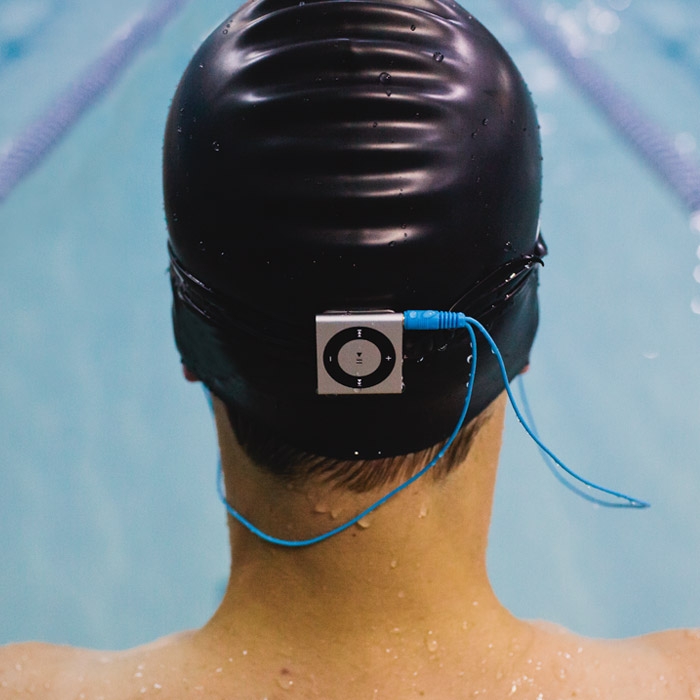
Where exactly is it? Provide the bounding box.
[164,0,544,490]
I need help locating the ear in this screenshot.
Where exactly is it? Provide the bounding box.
[182,365,200,382]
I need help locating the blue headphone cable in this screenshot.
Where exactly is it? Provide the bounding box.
[205,310,648,548]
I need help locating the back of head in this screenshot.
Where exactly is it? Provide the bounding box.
[164,0,544,462]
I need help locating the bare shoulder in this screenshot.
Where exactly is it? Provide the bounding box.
[527,621,700,698]
[614,628,700,697]
[635,628,700,670]
[0,632,195,699]
[0,641,93,694]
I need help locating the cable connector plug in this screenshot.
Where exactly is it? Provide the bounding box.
[404,310,469,331]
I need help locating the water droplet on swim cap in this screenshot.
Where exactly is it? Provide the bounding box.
[164,0,543,459]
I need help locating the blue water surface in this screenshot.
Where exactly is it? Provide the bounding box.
[1,0,699,649]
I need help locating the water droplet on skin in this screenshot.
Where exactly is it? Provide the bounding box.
[433,51,444,62]
[425,632,438,652]
[504,241,514,251]
[471,131,478,139]
[176,126,183,133]
[199,63,204,69]
[372,121,378,128]
[212,141,221,152]
[356,517,371,529]
[277,670,294,691]
[389,241,396,248]
[482,118,489,125]
[379,71,391,85]
[419,503,428,518]
[410,24,416,30]
[390,560,398,568]
[222,29,228,34]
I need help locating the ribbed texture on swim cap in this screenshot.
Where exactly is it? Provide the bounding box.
[165,0,541,318]
[164,0,543,458]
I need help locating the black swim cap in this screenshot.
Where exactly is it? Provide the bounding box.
[164,0,544,459]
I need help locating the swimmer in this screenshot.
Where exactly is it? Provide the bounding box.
[2,0,699,697]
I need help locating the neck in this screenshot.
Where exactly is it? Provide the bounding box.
[201,395,518,660]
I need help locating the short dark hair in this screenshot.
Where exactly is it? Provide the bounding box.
[224,398,492,493]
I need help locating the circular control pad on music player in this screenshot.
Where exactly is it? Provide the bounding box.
[322,327,396,389]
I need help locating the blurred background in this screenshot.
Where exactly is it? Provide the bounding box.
[1,0,699,648]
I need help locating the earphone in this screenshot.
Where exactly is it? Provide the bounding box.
[207,309,648,548]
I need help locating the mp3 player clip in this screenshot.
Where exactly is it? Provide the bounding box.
[316,312,404,395]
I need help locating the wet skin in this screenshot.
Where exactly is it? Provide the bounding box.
[3,395,699,698]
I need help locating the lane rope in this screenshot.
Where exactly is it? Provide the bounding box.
[498,0,700,224]
[0,0,191,204]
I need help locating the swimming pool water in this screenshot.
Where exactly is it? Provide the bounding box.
[1,0,699,648]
